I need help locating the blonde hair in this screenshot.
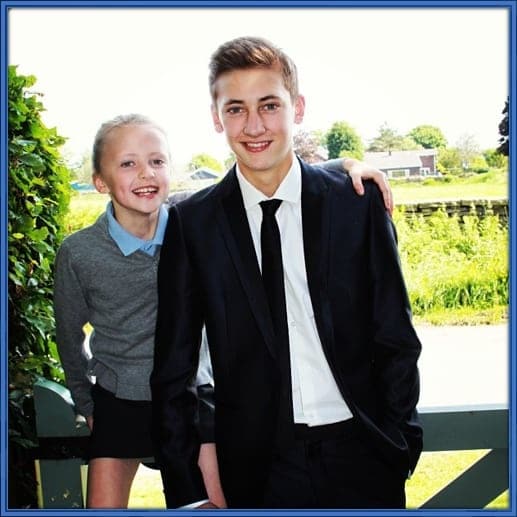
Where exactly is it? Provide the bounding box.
[92,114,168,174]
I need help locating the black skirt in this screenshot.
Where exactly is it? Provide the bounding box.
[88,382,154,461]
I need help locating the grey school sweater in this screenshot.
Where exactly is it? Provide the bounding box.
[53,193,194,417]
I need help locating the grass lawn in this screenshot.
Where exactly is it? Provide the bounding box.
[391,169,508,204]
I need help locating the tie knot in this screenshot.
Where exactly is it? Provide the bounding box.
[260,199,282,216]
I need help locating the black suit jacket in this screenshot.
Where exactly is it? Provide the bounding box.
[151,160,423,508]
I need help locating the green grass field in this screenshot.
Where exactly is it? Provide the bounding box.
[391,169,507,204]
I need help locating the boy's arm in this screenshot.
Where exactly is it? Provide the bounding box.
[152,205,208,508]
[366,184,423,477]
[319,158,393,215]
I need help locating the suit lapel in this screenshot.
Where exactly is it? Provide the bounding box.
[301,163,334,352]
[215,169,277,358]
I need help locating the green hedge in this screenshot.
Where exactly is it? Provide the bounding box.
[8,65,70,507]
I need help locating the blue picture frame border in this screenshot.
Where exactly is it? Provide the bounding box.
[0,1,515,515]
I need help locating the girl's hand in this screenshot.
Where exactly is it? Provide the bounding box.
[344,158,393,215]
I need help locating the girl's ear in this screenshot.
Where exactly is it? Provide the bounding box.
[92,173,109,194]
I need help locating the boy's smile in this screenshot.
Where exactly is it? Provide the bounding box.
[212,66,305,195]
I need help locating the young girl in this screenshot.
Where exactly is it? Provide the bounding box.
[53,113,390,508]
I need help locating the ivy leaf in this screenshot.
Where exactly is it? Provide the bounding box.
[20,153,46,172]
[31,177,46,187]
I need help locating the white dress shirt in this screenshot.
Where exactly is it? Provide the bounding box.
[236,157,353,426]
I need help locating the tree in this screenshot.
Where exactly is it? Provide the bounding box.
[497,98,508,156]
[8,65,70,506]
[367,122,404,153]
[408,125,447,149]
[456,133,480,170]
[400,136,423,151]
[187,153,223,173]
[437,147,462,174]
[293,129,324,163]
[325,121,364,159]
[469,155,489,173]
[484,148,508,169]
[69,149,93,184]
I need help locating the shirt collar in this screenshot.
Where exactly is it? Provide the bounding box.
[236,155,301,211]
[106,201,169,256]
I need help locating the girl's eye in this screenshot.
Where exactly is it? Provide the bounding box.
[121,160,135,168]
[152,159,166,167]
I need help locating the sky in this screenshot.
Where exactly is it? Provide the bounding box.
[8,6,509,173]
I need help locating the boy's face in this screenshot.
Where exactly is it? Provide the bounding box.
[93,124,171,222]
[211,66,304,186]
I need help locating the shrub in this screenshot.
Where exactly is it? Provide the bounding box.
[8,65,70,507]
[394,207,508,317]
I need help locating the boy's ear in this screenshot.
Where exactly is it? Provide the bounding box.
[211,105,224,133]
[92,173,109,194]
[294,95,306,124]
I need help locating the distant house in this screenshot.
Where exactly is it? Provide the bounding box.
[189,168,220,180]
[363,149,439,179]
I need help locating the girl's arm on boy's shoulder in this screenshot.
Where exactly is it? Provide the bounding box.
[319,158,393,215]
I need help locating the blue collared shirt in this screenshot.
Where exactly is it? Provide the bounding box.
[106,202,169,257]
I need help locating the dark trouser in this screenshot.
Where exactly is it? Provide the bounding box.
[262,419,406,509]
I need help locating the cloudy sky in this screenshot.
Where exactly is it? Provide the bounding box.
[8,6,509,172]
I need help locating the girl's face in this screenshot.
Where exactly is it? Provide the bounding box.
[93,124,171,222]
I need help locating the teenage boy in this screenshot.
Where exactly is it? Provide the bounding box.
[152,36,422,509]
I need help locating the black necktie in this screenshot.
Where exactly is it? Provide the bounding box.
[260,199,293,444]
[260,199,288,344]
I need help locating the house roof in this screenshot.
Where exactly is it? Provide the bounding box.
[189,168,219,180]
[364,149,437,170]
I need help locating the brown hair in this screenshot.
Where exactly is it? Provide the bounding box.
[92,113,167,174]
[208,36,299,102]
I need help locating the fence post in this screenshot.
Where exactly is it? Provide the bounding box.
[33,377,90,508]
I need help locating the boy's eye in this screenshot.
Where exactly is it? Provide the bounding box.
[261,103,280,112]
[226,106,243,115]
[121,160,135,168]
[151,159,166,167]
